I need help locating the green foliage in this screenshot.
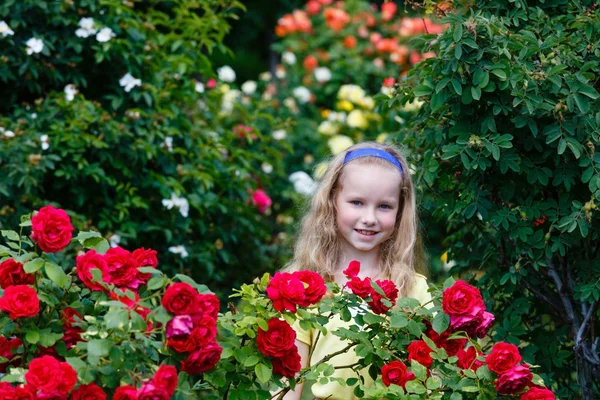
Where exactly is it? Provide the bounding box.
[0,0,293,296]
[393,0,600,396]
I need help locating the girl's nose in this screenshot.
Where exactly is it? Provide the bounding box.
[361,208,377,226]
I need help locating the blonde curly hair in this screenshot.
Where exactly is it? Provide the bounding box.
[284,141,419,297]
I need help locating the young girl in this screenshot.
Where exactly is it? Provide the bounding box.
[283,141,431,400]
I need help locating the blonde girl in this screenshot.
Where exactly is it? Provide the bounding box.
[283,141,431,400]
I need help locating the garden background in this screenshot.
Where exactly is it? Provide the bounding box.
[1,0,599,398]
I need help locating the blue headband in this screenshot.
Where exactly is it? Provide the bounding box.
[344,148,404,174]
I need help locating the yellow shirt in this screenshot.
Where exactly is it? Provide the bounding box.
[294,274,431,400]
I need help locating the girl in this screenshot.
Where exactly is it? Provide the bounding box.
[283,141,431,400]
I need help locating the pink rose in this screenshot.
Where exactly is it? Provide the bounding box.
[251,189,272,213]
[476,311,495,338]
[166,315,193,338]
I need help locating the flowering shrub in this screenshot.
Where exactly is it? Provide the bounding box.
[0,207,555,398]
[0,0,294,297]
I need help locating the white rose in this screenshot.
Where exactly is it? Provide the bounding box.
[314,67,332,83]
[272,129,287,140]
[261,163,273,174]
[0,21,15,37]
[293,86,311,104]
[119,73,142,92]
[195,82,205,93]
[259,71,272,81]
[217,65,236,82]
[64,84,77,102]
[282,51,297,65]
[25,38,44,55]
[40,134,50,150]
[96,27,115,42]
[168,245,189,258]
[241,80,257,95]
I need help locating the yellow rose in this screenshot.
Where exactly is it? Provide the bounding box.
[346,110,368,130]
[402,98,425,112]
[321,109,331,119]
[328,135,354,155]
[318,121,339,136]
[314,162,329,179]
[359,96,375,110]
[337,100,354,112]
[219,84,230,94]
[376,133,388,143]
[440,251,448,263]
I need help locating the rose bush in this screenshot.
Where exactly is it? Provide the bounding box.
[0,207,556,399]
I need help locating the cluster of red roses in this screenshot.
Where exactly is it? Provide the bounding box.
[486,342,554,398]
[162,282,222,374]
[343,260,399,314]
[112,364,179,400]
[266,270,327,313]
[0,259,39,320]
[256,318,302,378]
[379,280,553,398]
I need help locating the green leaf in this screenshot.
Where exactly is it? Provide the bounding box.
[255,363,272,383]
[451,79,462,95]
[432,313,450,334]
[454,44,462,59]
[453,23,463,43]
[491,69,507,80]
[426,376,442,390]
[578,85,600,99]
[244,356,260,367]
[1,230,20,242]
[44,262,69,288]
[25,330,40,344]
[411,360,427,381]
[23,258,45,273]
[471,86,481,100]
[574,93,590,113]
[88,339,111,357]
[450,392,463,400]
[405,380,427,394]
[414,85,433,97]
[390,313,408,328]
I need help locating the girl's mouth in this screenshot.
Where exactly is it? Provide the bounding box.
[355,229,378,236]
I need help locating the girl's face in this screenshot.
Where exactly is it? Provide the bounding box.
[335,162,402,256]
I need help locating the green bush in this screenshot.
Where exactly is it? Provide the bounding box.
[393,0,600,397]
[0,0,292,296]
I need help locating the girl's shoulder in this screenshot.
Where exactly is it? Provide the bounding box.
[409,273,432,305]
[414,272,428,281]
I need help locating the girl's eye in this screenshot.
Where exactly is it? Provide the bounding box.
[351,200,362,206]
[379,204,391,210]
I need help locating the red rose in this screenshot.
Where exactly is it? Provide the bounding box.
[195,293,220,320]
[35,390,67,400]
[381,360,415,388]
[0,382,15,398]
[486,342,522,374]
[407,340,433,368]
[132,247,158,284]
[424,321,466,356]
[154,364,178,395]
[167,335,197,354]
[61,308,84,349]
[70,383,106,400]
[56,361,77,394]
[496,364,533,395]
[0,285,40,319]
[137,383,169,400]
[291,271,326,306]
[31,206,73,253]
[0,336,22,373]
[113,385,138,400]
[257,319,296,357]
[181,341,222,374]
[348,276,372,298]
[368,279,398,314]
[266,272,306,313]
[520,387,555,400]
[25,355,62,392]
[0,259,34,289]
[76,250,109,292]
[442,280,485,317]
[14,385,36,399]
[272,346,301,378]
[381,1,397,21]
[104,247,141,289]
[456,346,483,371]
[190,317,218,347]
[343,260,360,278]
[162,283,199,315]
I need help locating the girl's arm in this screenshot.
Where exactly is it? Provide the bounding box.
[280,340,310,400]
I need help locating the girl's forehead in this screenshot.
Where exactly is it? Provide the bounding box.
[337,163,402,195]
